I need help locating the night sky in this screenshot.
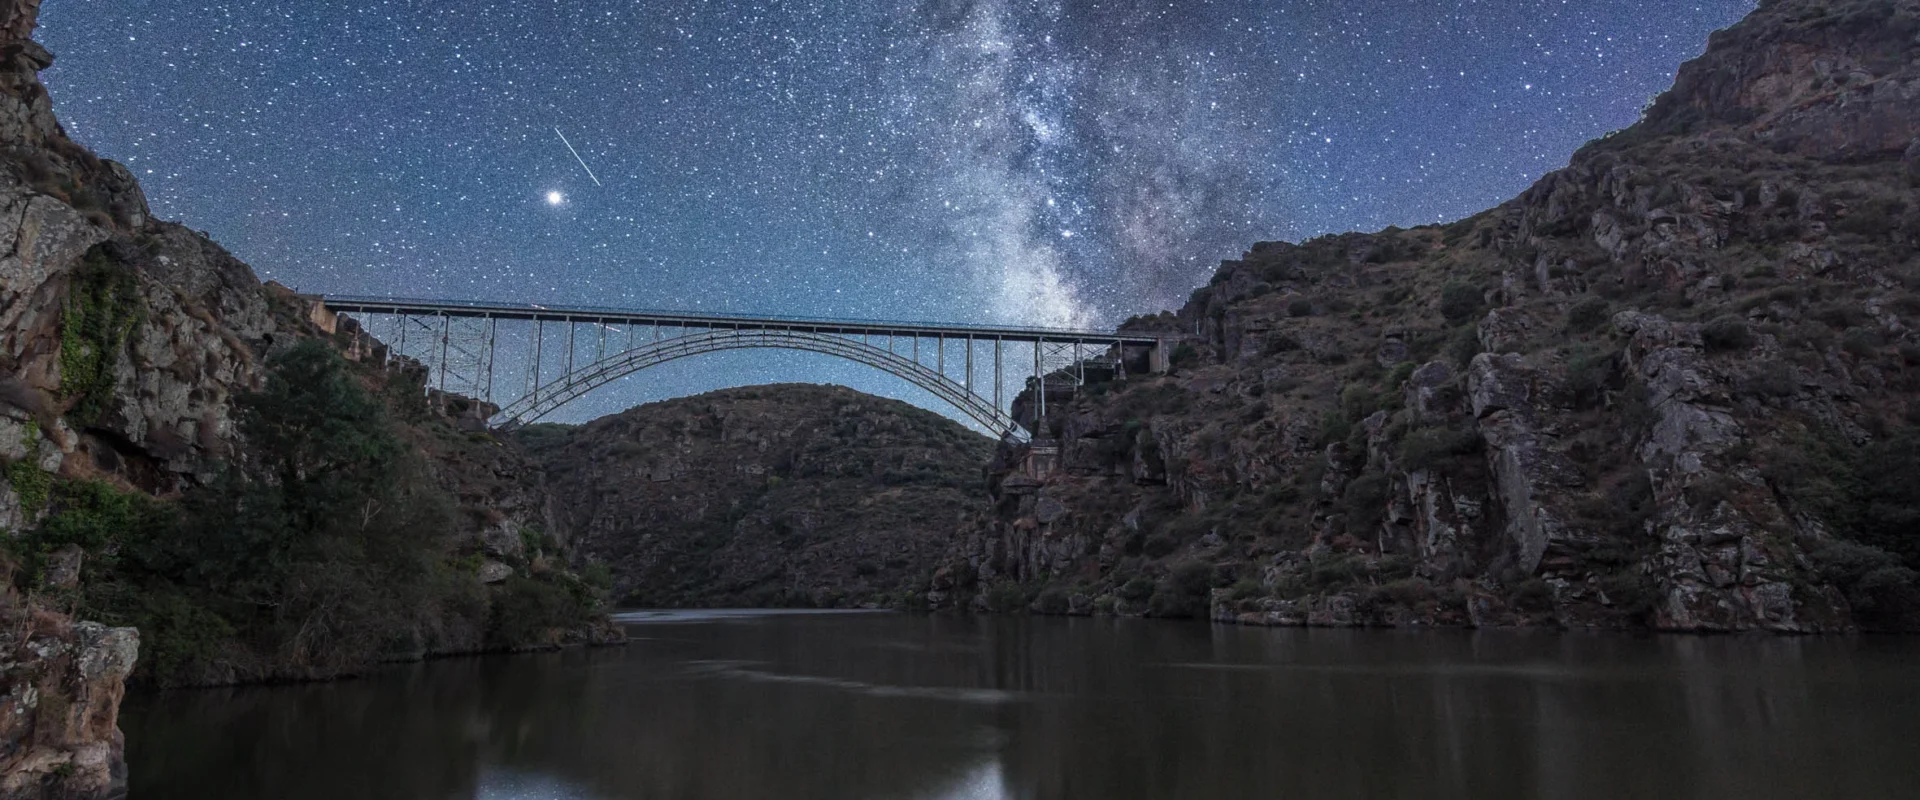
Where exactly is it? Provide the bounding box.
[38,0,1753,424]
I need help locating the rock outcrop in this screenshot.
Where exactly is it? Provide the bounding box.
[933,0,1920,632]
[527,385,996,608]
[0,607,137,800]
[0,0,612,719]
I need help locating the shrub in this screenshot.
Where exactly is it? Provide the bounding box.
[1448,326,1482,368]
[1811,540,1916,615]
[1439,282,1484,325]
[1342,472,1391,531]
[984,581,1027,613]
[59,247,145,426]
[1597,572,1659,618]
[1307,552,1363,590]
[1397,426,1484,471]
[1841,327,1884,357]
[1740,364,1799,398]
[1142,534,1179,558]
[1511,578,1554,610]
[1564,347,1618,407]
[1701,316,1754,352]
[1288,298,1315,318]
[1117,576,1156,602]
[1567,297,1611,332]
[1034,587,1070,615]
[1229,579,1264,600]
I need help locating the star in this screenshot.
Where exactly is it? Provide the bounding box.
[35,0,1758,424]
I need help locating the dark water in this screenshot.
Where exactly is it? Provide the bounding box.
[123,612,1920,799]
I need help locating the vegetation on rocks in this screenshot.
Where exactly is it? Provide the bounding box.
[528,384,996,610]
[6,341,609,686]
[931,0,1920,632]
[58,246,144,426]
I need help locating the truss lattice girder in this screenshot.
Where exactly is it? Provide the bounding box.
[494,328,1027,439]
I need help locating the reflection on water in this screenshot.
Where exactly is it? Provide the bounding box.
[123,613,1920,800]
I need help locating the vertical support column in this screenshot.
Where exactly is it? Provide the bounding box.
[565,319,576,378]
[597,321,607,363]
[437,314,450,393]
[531,320,544,403]
[1035,337,1046,430]
[912,335,919,364]
[964,335,973,393]
[994,338,1003,411]
[485,317,497,404]
[937,335,945,376]
[398,313,408,358]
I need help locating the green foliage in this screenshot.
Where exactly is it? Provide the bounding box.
[1597,572,1659,619]
[1287,298,1315,318]
[1702,316,1754,352]
[1841,327,1884,357]
[1117,576,1155,602]
[1447,326,1482,368]
[2,421,49,519]
[1810,540,1917,615]
[1564,347,1618,408]
[1169,342,1200,369]
[1567,296,1612,333]
[1342,472,1390,532]
[984,581,1027,613]
[1034,587,1070,614]
[1439,282,1485,325]
[489,573,600,649]
[1740,364,1799,398]
[58,247,145,426]
[1768,426,1920,582]
[1396,425,1484,472]
[14,339,602,684]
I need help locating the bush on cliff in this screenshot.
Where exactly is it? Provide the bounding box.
[11,340,602,684]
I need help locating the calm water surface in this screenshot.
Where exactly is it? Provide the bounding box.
[123,612,1920,799]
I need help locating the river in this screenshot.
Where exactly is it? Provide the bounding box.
[122,611,1920,799]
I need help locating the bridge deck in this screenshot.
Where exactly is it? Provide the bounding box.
[319,295,1162,346]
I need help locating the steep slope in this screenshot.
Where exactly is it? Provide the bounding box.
[526,385,996,608]
[0,0,614,711]
[935,0,1920,632]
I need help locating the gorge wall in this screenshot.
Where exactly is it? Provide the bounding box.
[524,384,995,609]
[0,1,616,794]
[934,0,1920,633]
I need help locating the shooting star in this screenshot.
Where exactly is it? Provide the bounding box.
[554,126,602,187]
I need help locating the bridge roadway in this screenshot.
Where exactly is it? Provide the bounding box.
[319,295,1164,348]
[316,295,1170,436]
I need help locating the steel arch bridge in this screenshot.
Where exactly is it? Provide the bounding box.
[315,296,1168,440]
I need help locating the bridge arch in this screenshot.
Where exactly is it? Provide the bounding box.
[317,295,1166,443]
[493,328,1022,437]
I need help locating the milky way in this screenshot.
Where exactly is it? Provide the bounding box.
[38,0,1753,422]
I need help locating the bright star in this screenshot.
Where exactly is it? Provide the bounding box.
[546,191,566,206]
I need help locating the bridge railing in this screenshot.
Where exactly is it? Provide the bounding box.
[319,294,1161,344]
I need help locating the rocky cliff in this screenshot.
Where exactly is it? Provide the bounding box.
[935,0,1920,632]
[0,3,615,792]
[525,385,995,608]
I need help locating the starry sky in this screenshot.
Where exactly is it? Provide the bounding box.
[38,0,1754,424]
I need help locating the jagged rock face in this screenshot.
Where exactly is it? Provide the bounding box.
[528,385,995,608]
[0,611,138,800]
[938,0,1920,632]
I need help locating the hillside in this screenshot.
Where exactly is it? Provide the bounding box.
[0,0,624,791]
[523,384,996,608]
[933,0,1920,632]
